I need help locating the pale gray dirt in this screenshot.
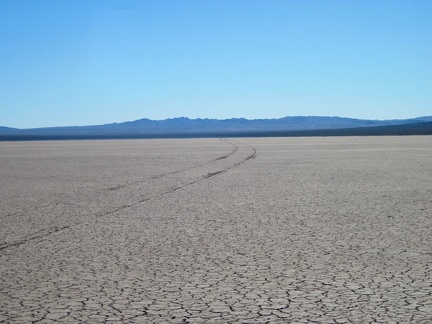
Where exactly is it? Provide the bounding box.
[0,136,431,323]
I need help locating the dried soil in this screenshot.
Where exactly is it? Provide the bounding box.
[1,136,431,322]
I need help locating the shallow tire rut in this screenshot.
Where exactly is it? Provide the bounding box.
[0,139,256,252]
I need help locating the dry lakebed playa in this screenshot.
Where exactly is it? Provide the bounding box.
[1,136,431,323]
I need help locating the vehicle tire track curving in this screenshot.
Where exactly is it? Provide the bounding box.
[2,139,237,220]
[96,139,255,216]
[0,139,256,252]
[104,138,238,190]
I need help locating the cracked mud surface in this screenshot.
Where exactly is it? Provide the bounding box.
[1,136,431,323]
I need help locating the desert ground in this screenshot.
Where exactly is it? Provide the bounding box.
[0,136,431,323]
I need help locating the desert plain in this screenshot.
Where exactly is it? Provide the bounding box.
[0,136,431,323]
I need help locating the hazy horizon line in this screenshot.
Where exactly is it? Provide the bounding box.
[3,114,432,130]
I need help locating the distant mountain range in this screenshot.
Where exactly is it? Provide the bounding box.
[1,116,432,140]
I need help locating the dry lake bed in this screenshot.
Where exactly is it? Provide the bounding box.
[1,136,431,323]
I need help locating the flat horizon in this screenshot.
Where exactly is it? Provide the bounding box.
[3,114,432,130]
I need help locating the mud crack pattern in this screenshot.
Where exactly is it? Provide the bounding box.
[1,137,431,323]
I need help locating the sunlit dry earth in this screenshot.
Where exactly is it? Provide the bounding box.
[1,136,431,323]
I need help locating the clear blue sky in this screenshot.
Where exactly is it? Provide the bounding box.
[1,0,431,128]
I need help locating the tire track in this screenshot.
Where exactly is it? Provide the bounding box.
[0,139,256,252]
[104,138,238,191]
[1,139,236,220]
[96,139,255,216]
[203,142,256,179]
[0,226,71,252]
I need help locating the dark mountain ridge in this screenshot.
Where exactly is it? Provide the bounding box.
[1,116,432,140]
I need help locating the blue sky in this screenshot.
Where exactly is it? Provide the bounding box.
[1,0,431,128]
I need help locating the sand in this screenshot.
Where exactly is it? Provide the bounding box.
[1,136,431,322]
